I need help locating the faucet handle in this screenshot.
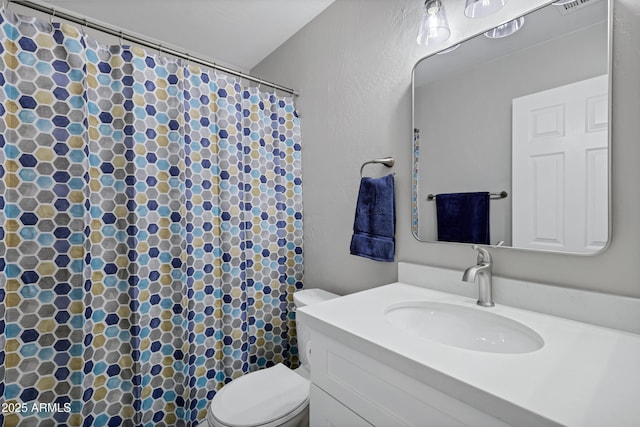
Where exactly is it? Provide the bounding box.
[471,245,492,264]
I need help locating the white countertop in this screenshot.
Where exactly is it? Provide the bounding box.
[298,282,640,427]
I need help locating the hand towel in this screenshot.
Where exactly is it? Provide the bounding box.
[436,192,490,244]
[350,174,395,262]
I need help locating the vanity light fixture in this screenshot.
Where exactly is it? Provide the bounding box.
[417,0,451,47]
[484,16,524,38]
[551,0,576,4]
[464,0,508,18]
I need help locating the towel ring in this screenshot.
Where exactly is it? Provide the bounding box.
[360,157,395,178]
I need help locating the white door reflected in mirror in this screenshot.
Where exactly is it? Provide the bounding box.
[512,75,608,252]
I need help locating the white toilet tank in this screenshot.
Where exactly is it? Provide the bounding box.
[293,289,338,370]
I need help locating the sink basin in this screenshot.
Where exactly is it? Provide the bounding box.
[384,302,544,354]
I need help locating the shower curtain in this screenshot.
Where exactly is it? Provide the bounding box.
[0,9,303,427]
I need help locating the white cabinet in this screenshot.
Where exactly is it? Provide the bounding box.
[310,384,372,427]
[309,331,511,427]
[300,274,640,427]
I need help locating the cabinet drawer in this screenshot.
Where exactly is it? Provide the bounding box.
[311,331,510,427]
[311,383,372,427]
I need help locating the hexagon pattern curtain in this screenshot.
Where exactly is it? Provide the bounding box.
[0,10,303,427]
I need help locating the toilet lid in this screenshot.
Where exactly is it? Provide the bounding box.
[209,364,309,427]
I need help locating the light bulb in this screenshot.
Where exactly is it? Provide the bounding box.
[416,0,451,47]
[464,0,509,18]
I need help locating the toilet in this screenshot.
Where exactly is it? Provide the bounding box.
[203,288,339,427]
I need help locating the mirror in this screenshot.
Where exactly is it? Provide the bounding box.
[412,0,610,254]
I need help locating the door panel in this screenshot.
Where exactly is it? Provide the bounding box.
[512,75,608,253]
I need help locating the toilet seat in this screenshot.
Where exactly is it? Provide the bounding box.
[208,364,309,427]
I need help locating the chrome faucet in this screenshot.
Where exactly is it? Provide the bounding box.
[462,245,494,307]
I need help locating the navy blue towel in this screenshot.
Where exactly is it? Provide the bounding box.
[436,192,490,244]
[350,174,395,262]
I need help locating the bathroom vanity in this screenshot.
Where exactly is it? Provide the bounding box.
[297,263,640,427]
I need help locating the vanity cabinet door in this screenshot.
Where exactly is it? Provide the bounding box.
[310,331,511,427]
[310,384,372,427]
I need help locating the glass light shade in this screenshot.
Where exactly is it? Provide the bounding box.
[464,0,509,19]
[417,0,451,47]
[484,16,524,38]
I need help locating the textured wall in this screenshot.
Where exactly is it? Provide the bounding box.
[253,0,640,298]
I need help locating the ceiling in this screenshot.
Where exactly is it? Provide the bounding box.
[35,0,336,71]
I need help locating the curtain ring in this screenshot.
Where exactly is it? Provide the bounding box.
[119,30,123,47]
[82,18,88,36]
[49,9,55,25]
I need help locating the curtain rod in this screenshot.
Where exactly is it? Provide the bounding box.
[7,0,299,96]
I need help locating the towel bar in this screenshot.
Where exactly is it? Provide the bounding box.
[360,157,395,177]
[427,191,508,201]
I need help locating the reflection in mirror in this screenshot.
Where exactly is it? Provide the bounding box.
[412,0,610,254]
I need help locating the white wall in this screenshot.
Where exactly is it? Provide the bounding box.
[252,0,640,298]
